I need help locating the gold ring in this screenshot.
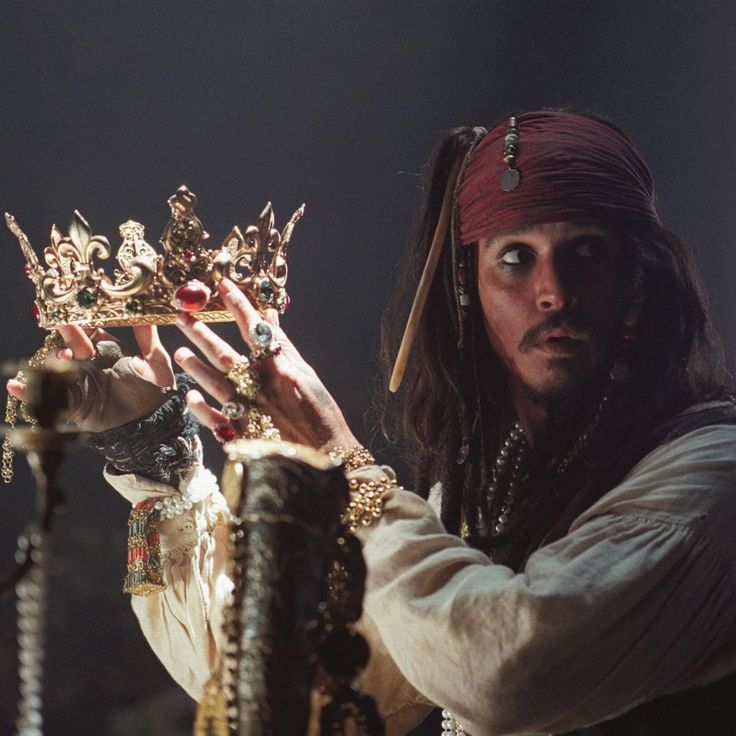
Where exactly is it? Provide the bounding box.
[226,357,260,400]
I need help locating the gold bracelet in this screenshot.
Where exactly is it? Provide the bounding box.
[344,475,396,533]
[123,499,166,596]
[329,445,375,474]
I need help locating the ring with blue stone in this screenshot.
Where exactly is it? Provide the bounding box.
[250,320,274,348]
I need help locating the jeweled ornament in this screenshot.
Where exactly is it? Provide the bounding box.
[251,321,273,346]
[76,288,96,308]
[213,424,235,443]
[173,280,211,312]
[259,279,274,303]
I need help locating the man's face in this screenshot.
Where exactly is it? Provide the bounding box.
[477,221,627,405]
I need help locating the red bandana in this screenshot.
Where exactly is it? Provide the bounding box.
[457,111,661,245]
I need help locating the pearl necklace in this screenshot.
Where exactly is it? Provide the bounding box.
[441,708,465,735]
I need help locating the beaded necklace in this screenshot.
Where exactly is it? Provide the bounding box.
[448,423,528,735]
[448,384,616,734]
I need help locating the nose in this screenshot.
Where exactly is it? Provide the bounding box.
[534,256,575,312]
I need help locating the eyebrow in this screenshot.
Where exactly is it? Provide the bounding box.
[490,229,611,247]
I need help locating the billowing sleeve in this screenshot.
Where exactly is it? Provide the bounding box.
[105,462,233,701]
[352,425,736,735]
[104,424,736,735]
[105,459,432,733]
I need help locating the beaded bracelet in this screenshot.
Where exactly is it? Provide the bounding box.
[328,445,376,474]
[124,499,166,596]
[343,475,396,534]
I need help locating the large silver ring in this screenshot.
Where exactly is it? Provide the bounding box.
[221,400,246,420]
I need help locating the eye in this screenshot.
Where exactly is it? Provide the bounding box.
[499,246,534,267]
[574,239,606,259]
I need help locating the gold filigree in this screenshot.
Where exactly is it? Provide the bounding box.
[7,186,305,329]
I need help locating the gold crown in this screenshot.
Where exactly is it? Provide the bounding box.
[6,186,305,329]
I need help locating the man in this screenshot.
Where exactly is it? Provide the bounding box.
[10,110,736,734]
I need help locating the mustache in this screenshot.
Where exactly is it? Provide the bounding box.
[519,312,594,352]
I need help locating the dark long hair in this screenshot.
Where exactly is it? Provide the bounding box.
[378,122,732,543]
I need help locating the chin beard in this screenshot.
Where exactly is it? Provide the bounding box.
[521,358,610,419]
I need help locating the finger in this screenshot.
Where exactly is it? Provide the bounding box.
[218,278,264,347]
[186,389,227,429]
[265,308,280,328]
[220,280,306,368]
[176,313,243,372]
[132,324,164,357]
[88,327,118,344]
[130,324,175,388]
[58,325,95,361]
[174,347,234,403]
[6,379,26,401]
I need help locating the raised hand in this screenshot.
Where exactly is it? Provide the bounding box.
[6,324,175,433]
[175,278,359,452]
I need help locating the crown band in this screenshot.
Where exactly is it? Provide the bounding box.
[7,186,305,329]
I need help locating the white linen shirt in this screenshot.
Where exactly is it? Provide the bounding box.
[105,423,736,736]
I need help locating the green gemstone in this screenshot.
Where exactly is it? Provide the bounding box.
[51,309,61,318]
[259,280,273,302]
[77,288,96,308]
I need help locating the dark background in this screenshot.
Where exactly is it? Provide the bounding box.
[1,1,735,734]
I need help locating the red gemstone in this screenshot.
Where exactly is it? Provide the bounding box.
[214,424,235,443]
[184,248,195,260]
[31,303,41,326]
[173,280,211,312]
[24,264,32,275]
[282,293,290,312]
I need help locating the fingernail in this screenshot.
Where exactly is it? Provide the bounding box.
[176,312,191,327]
[219,278,233,295]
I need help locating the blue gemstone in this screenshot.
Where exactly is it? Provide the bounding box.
[253,321,273,345]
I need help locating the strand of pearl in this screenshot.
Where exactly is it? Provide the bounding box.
[441,708,465,735]
[153,492,194,519]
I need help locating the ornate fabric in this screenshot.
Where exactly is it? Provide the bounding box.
[457,110,661,244]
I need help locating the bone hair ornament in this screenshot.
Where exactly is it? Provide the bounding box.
[6,185,305,329]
